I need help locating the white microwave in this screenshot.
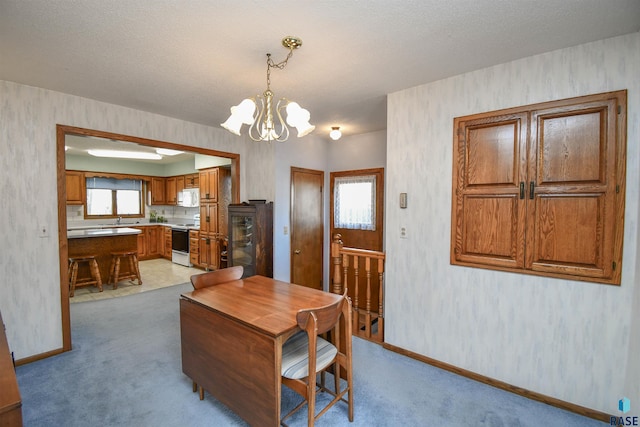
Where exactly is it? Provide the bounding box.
[178,188,199,207]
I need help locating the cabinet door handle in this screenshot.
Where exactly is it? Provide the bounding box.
[294,249,301,254]
[519,182,525,199]
[529,181,535,199]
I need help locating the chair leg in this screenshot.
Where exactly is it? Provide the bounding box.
[112,257,121,289]
[199,386,204,401]
[90,259,103,292]
[131,253,142,285]
[69,261,78,297]
[308,374,316,427]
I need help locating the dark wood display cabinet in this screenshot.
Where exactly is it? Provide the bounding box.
[228,201,273,278]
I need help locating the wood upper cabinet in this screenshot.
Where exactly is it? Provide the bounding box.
[65,171,85,205]
[184,173,199,188]
[199,168,219,202]
[165,177,177,205]
[451,90,627,285]
[150,177,166,205]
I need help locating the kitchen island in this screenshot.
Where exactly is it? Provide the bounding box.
[68,227,142,289]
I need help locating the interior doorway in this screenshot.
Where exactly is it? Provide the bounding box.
[56,124,241,352]
[330,167,384,325]
[290,167,324,290]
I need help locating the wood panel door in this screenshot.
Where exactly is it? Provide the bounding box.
[290,167,324,290]
[526,98,621,279]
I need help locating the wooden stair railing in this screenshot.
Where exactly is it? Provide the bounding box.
[331,233,385,343]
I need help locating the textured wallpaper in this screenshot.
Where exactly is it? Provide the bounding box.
[386,33,640,413]
[0,81,267,358]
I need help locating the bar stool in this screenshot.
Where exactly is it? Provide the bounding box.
[108,251,142,289]
[68,255,103,297]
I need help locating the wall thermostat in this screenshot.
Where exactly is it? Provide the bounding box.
[399,193,407,208]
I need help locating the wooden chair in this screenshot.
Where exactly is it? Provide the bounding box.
[280,291,353,426]
[189,265,243,290]
[188,265,244,400]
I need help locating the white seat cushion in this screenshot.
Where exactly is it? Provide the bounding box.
[281,331,338,379]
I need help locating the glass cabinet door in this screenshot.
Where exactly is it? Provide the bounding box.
[230,214,255,277]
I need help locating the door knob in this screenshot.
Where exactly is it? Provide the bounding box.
[294,249,301,254]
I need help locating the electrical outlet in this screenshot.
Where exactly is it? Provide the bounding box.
[400,226,408,239]
[283,226,289,235]
[39,224,49,238]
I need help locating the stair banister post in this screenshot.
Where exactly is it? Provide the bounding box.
[331,234,344,294]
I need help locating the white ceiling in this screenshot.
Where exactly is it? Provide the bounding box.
[1,0,639,140]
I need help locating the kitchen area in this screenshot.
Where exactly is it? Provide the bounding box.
[64,134,233,301]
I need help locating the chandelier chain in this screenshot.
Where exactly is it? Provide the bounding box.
[265,46,295,91]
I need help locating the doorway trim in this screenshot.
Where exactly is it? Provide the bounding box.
[56,124,240,353]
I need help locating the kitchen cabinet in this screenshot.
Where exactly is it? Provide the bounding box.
[165,177,177,205]
[199,234,220,271]
[65,171,85,205]
[451,90,626,285]
[228,202,273,278]
[199,203,218,235]
[184,173,199,188]
[197,167,232,270]
[150,177,166,205]
[199,168,219,203]
[176,175,185,197]
[189,230,200,267]
[163,226,172,260]
[134,226,162,260]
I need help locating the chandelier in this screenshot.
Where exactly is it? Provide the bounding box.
[221,36,315,142]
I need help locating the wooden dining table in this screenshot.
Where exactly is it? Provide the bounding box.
[179,275,343,427]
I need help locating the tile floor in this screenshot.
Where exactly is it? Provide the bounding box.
[70,258,203,303]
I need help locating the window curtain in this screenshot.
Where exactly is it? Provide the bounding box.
[334,175,376,231]
[86,177,141,190]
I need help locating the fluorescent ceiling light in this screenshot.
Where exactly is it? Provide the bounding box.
[156,148,184,156]
[88,149,162,160]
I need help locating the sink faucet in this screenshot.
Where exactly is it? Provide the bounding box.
[116,216,122,225]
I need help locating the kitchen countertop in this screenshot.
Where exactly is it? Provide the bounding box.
[67,227,143,239]
[67,222,199,231]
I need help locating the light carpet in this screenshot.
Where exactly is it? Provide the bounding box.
[15,283,606,426]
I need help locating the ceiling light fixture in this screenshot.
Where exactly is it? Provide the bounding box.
[87,149,162,160]
[329,127,342,141]
[156,148,184,156]
[221,36,315,142]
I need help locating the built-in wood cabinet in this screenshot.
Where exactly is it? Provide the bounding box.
[165,177,177,205]
[149,174,198,206]
[197,167,231,270]
[163,226,172,259]
[199,168,219,203]
[189,230,200,267]
[150,177,166,205]
[135,226,162,260]
[228,202,273,278]
[65,171,85,205]
[184,173,199,188]
[451,90,627,285]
